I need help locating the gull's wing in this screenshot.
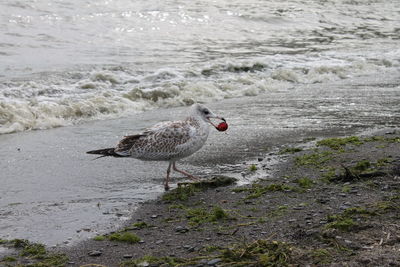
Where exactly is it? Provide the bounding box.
[114,120,195,159]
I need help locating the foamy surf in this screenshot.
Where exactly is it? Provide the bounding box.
[0,54,398,134]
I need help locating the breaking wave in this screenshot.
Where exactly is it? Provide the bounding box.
[1,53,398,134]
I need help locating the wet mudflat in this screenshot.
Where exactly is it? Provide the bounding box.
[64,131,400,266]
[3,129,399,266]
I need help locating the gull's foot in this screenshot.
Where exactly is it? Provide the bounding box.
[164,184,170,191]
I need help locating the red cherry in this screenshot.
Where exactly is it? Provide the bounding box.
[216,122,228,131]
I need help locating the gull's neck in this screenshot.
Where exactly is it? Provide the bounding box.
[185,114,209,131]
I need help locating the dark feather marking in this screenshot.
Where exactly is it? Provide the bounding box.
[86,147,128,158]
[115,134,145,152]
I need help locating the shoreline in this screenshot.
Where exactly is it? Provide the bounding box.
[3,69,399,247]
[1,127,399,266]
[1,70,399,266]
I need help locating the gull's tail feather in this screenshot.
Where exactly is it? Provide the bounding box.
[86,148,128,160]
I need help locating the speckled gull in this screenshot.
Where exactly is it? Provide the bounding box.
[87,103,226,190]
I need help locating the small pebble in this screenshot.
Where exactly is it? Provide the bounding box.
[156,240,164,244]
[88,250,102,257]
[183,245,195,252]
[382,184,389,190]
[123,254,133,259]
[207,258,222,265]
[175,226,189,233]
[151,214,159,219]
[358,257,372,264]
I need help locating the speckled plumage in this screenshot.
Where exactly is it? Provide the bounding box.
[115,117,209,161]
[87,103,225,190]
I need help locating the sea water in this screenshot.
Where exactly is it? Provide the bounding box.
[1,0,399,134]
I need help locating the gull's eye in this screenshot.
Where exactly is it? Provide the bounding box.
[203,109,210,115]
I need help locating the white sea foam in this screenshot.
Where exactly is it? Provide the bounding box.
[1,52,398,134]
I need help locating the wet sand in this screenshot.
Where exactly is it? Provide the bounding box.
[62,129,400,267]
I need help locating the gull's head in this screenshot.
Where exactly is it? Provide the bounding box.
[190,103,226,129]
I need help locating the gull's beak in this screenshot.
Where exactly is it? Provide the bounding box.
[207,115,226,128]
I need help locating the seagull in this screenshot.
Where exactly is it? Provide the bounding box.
[86,103,226,190]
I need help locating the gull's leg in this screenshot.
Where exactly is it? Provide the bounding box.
[172,161,199,181]
[164,162,172,191]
